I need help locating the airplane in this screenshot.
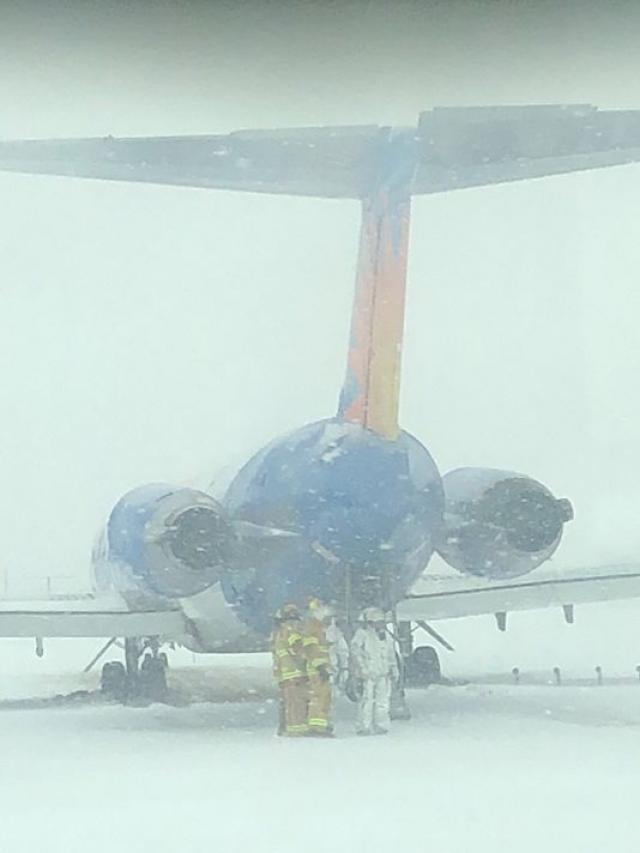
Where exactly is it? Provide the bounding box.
[2,104,640,701]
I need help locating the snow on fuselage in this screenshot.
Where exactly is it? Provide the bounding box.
[93,418,445,640]
[222,419,444,634]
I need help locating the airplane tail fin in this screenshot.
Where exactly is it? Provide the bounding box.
[3,106,640,442]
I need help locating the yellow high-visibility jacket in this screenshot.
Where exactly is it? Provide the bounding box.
[302,618,332,675]
[271,621,307,684]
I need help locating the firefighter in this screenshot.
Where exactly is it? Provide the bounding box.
[350,607,399,736]
[271,603,309,737]
[302,597,335,737]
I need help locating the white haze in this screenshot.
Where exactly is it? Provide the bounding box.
[0,0,639,586]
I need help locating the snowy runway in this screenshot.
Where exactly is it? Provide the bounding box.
[2,648,639,853]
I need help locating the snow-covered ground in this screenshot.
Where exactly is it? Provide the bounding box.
[2,601,640,853]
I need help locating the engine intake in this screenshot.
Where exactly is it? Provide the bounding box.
[436,468,573,579]
[104,484,234,598]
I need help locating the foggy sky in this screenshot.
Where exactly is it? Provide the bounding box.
[1,0,640,586]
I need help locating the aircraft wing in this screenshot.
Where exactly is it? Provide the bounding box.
[397,563,640,623]
[1,105,640,198]
[0,593,187,639]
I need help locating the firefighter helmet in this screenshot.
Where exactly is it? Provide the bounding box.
[275,603,301,621]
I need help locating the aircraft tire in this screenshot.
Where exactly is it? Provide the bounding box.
[139,656,168,701]
[408,645,441,686]
[101,661,127,698]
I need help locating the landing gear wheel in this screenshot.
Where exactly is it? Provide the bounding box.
[101,661,127,700]
[407,645,441,686]
[139,654,168,701]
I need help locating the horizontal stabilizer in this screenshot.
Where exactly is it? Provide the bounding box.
[0,125,381,199]
[414,105,640,193]
[1,106,640,198]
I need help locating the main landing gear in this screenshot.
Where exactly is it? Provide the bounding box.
[93,636,169,704]
[389,619,449,719]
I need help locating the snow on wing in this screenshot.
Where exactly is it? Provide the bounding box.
[0,596,186,638]
[398,563,640,622]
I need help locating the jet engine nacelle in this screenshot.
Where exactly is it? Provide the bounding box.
[436,468,573,579]
[98,484,235,598]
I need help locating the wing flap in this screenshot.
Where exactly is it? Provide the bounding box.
[397,564,640,622]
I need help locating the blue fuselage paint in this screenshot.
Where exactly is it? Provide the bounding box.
[98,421,445,636]
[106,483,176,585]
[222,419,444,634]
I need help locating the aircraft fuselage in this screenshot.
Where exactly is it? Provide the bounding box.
[221,418,444,633]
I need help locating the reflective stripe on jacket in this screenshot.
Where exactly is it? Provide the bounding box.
[271,622,307,683]
[302,618,331,674]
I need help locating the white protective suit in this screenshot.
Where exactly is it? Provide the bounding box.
[350,625,399,734]
[325,619,349,690]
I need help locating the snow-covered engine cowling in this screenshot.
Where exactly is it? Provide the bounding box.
[435,468,574,579]
[104,484,235,598]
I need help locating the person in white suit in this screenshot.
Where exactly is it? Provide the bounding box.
[325,615,349,691]
[350,607,399,736]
